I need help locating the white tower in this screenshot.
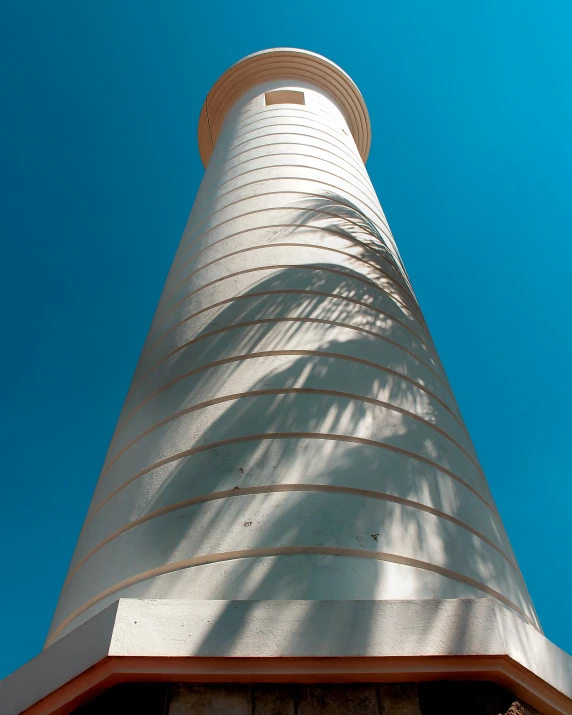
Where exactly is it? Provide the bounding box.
[3,49,571,715]
[46,48,538,645]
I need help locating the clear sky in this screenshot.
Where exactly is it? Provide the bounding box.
[1,0,571,679]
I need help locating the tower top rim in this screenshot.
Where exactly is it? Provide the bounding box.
[197,48,371,167]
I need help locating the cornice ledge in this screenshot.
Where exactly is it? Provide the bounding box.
[2,599,570,715]
[197,48,371,167]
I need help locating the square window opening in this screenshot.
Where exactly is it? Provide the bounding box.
[265,90,305,106]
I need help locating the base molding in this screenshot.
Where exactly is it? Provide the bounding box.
[2,599,571,715]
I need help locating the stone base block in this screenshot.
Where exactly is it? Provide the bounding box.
[71,682,544,715]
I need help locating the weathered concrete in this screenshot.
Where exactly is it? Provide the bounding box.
[68,682,546,714]
[253,685,296,715]
[379,684,421,715]
[297,684,379,714]
[169,684,252,715]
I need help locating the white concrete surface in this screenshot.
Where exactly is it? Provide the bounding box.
[2,599,571,715]
[45,49,539,647]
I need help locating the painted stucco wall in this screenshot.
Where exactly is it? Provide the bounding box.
[46,66,538,646]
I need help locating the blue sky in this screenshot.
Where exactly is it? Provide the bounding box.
[1,0,571,678]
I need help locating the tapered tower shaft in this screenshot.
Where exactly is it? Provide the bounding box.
[47,49,538,647]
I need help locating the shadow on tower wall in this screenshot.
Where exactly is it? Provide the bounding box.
[50,191,538,649]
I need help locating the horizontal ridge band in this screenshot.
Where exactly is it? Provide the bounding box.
[101,387,481,483]
[64,483,518,592]
[85,432,497,528]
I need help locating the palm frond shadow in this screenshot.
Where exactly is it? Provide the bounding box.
[53,192,537,647]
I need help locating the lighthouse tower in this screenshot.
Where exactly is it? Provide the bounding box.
[2,49,571,715]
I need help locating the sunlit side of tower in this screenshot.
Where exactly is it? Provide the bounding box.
[46,48,539,647]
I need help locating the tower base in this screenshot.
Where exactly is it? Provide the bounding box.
[72,681,543,715]
[1,599,570,715]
